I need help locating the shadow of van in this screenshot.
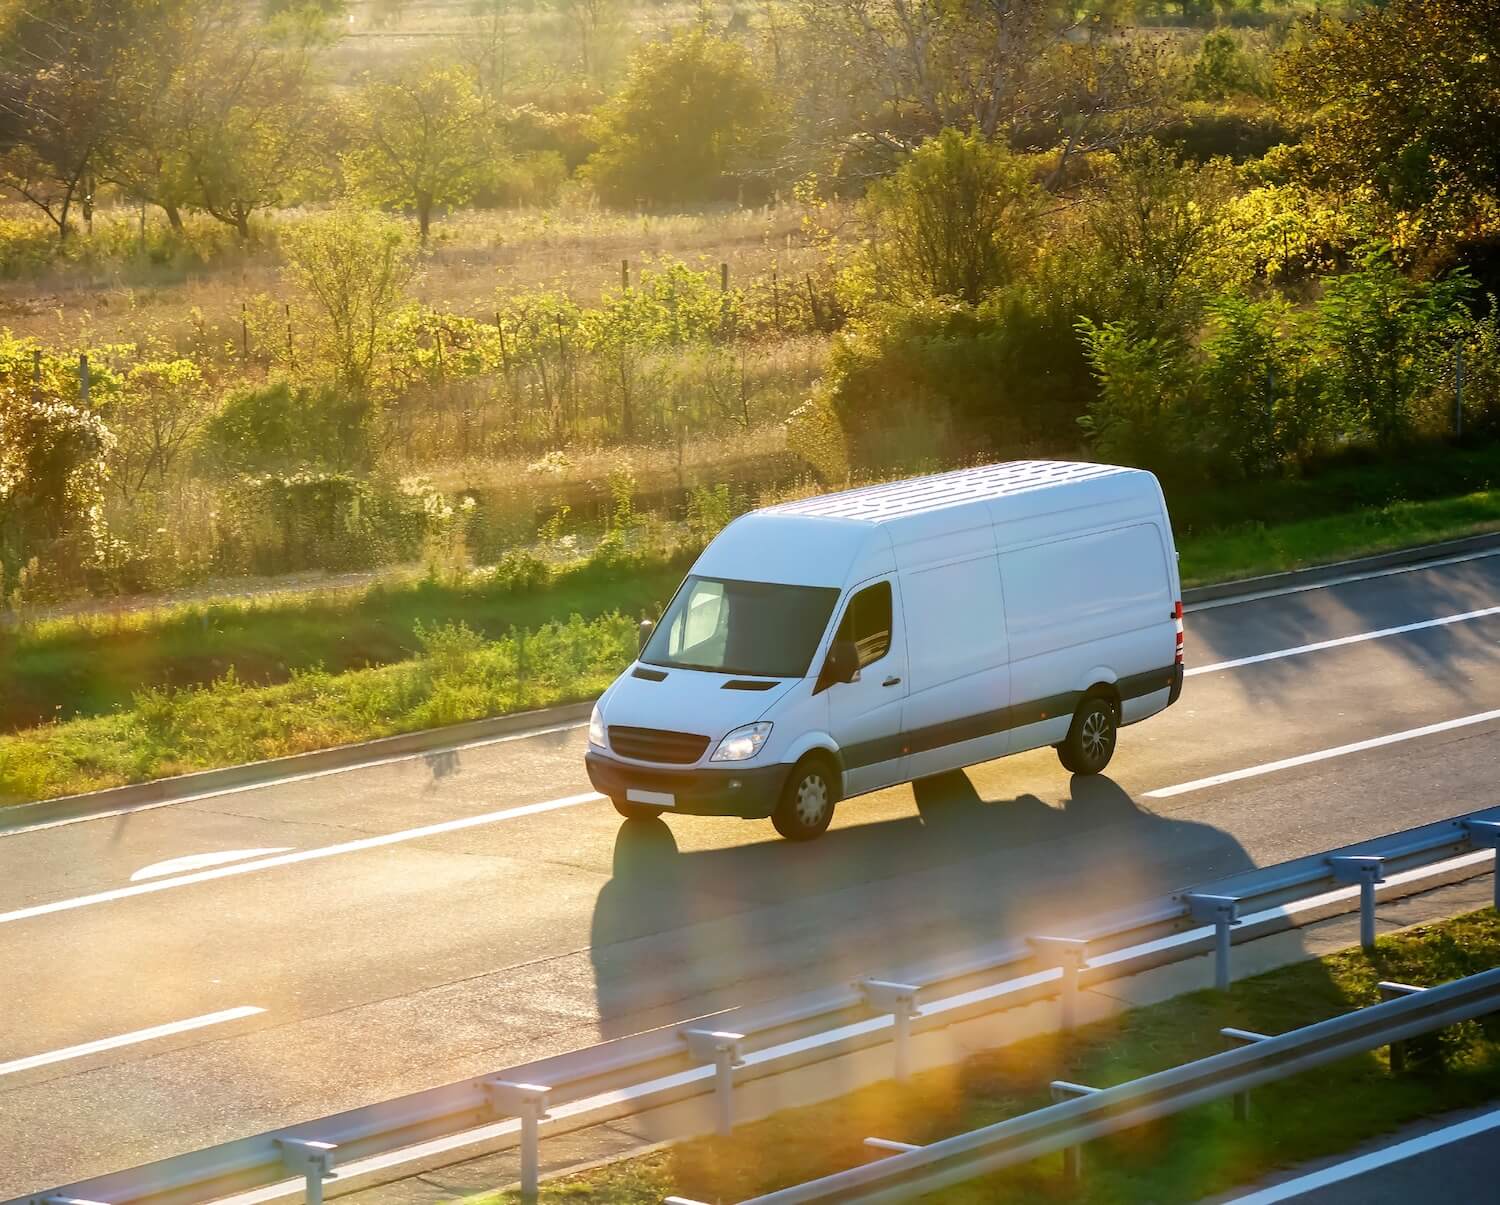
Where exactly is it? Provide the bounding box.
[586,772,1283,1040]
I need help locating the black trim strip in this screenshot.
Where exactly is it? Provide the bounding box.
[841,667,1177,771]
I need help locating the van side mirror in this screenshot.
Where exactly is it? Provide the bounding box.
[637,618,654,654]
[816,640,861,693]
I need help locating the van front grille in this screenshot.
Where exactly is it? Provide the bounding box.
[608,726,710,765]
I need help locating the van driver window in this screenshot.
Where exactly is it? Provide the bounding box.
[645,575,841,678]
[678,579,725,649]
[836,581,892,668]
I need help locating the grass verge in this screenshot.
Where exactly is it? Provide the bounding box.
[0,554,691,732]
[1178,484,1500,586]
[0,615,634,806]
[464,909,1500,1204]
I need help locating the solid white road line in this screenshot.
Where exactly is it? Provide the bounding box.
[131,848,292,881]
[0,1006,264,1076]
[2,718,590,839]
[1188,604,1500,677]
[1225,1107,1500,1203]
[1184,544,1500,613]
[0,791,603,927]
[1145,708,1500,799]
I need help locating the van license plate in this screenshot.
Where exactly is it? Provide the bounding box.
[627,789,675,807]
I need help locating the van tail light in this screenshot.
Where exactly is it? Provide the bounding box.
[1173,600,1185,665]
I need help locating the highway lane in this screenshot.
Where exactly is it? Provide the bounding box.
[1,553,1498,1195]
[1220,1108,1500,1203]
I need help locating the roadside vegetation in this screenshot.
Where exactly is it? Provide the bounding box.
[5,437,1500,737]
[0,613,634,805]
[463,908,1500,1204]
[5,461,1498,803]
[3,0,1500,797]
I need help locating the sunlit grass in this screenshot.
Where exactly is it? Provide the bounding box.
[462,910,1500,1204]
[1180,488,1500,586]
[0,614,635,805]
[0,553,691,733]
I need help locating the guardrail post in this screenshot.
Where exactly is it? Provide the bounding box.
[1378,982,1426,1072]
[1185,894,1240,991]
[485,1080,553,1201]
[1461,820,1500,911]
[1221,1027,1272,1120]
[864,1137,922,1157]
[275,1138,337,1205]
[1330,856,1387,950]
[1050,1081,1099,1183]
[1029,937,1089,1029]
[683,1029,746,1136]
[858,978,923,1081]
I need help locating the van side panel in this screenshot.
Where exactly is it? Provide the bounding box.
[999,522,1177,752]
[898,553,1012,781]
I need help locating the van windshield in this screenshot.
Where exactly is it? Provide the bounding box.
[642,576,840,679]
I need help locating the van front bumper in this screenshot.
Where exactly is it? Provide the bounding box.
[585,750,786,819]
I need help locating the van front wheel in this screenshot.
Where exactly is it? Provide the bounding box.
[772,757,838,841]
[1058,697,1117,776]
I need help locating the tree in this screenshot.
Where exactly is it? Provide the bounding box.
[343,66,499,240]
[782,0,1169,177]
[178,10,327,239]
[280,206,418,397]
[107,358,214,501]
[1076,318,1195,480]
[99,0,225,231]
[1200,295,1324,478]
[454,0,524,103]
[585,29,783,208]
[1085,140,1239,339]
[544,0,624,85]
[0,0,154,240]
[862,128,1043,307]
[1285,0,1500,227]
[1313,248,1472,449]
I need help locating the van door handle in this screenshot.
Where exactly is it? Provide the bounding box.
[882,676,902,687]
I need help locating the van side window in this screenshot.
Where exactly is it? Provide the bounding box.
[836,581,892,668]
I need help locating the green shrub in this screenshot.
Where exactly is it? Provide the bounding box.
[1077,319,1200,483]
[860,128,1044,307]
[1314,249,1473,448]
[197,381,375,475]
[1200,294,1327,478]
[585,29,783,207]
[491,549,553,592]
[218,470,402,574]
[0,384,113,594]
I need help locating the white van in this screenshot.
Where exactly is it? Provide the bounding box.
[585,461,1184,840]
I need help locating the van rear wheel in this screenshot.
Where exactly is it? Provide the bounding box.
[772,757,838,841]
[612,797,664,820]
[1059,696,1117,775]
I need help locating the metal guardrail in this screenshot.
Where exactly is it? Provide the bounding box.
[12,805,1500,1205]
[708,965,1500,1205]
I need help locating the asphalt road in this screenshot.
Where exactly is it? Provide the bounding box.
[1219,1107,1500,1203]
[3,552,1500,1196]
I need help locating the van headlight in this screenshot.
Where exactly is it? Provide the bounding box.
[588,704,607,749]
[711,721,773,762]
